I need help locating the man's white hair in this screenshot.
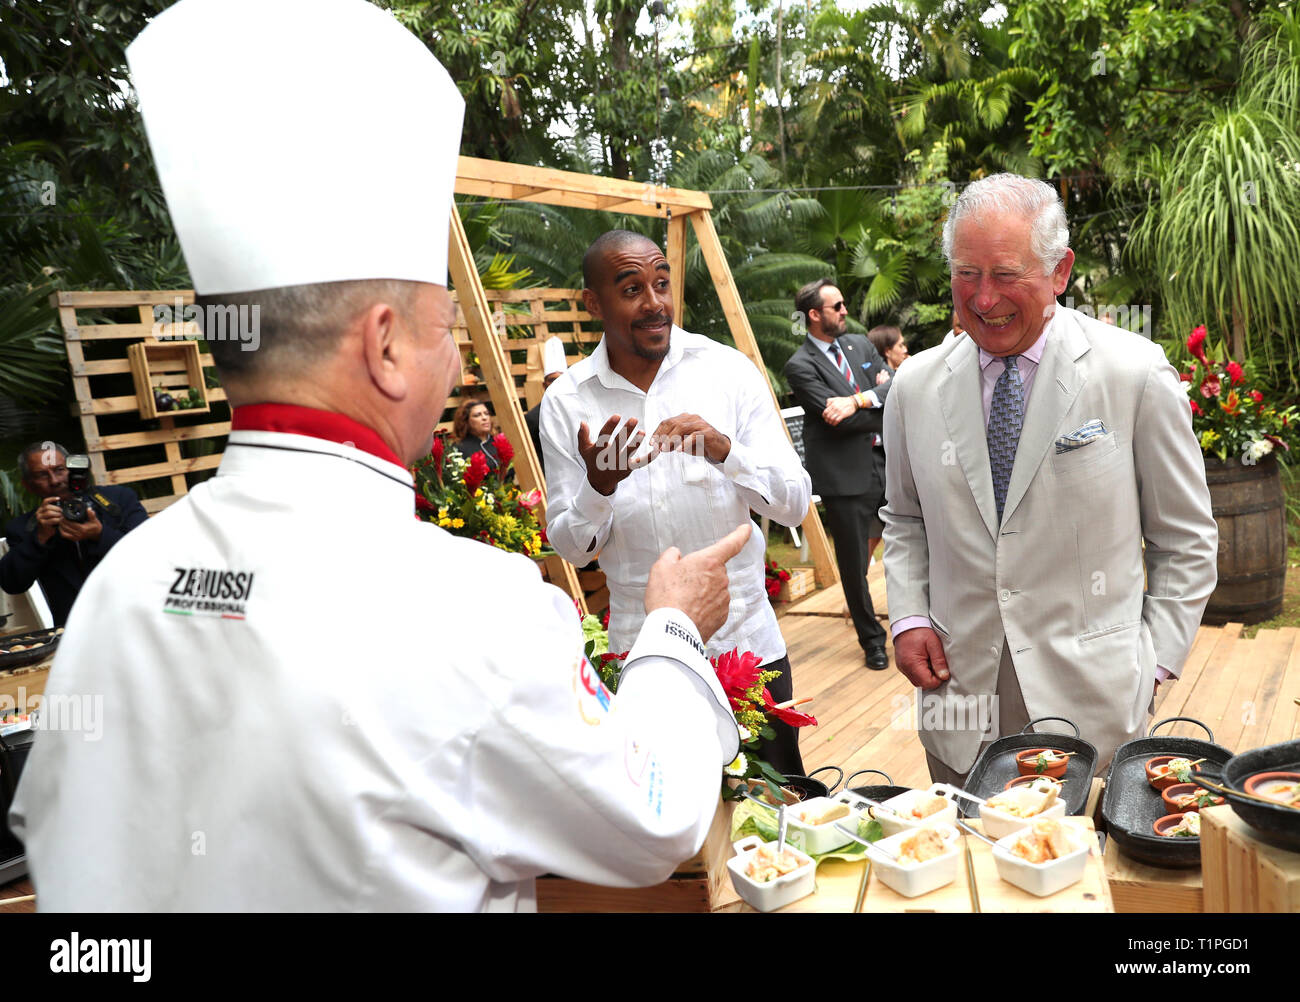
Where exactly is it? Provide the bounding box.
[942,174,1071,275]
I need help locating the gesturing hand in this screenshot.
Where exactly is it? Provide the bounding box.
[893,626,950,691]
[578,415,649,496]
[647,413,730,463]
[645,523,752,642]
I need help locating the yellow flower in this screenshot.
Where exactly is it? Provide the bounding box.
[1199,430,1219,450]
[437,506,449,520]
[450,518,465,528]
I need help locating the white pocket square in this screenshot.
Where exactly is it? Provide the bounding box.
[1055,419,1107,454]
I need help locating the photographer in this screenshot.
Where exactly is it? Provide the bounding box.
[0,442,147,627]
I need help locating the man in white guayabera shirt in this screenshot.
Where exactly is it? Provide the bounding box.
[542,229,813,776]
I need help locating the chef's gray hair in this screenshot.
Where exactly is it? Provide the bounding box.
[194,280,417,376]
[941,174,1070,276]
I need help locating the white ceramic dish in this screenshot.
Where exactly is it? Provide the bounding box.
[726,837,817,912]
[978,783,1068,840]
[843,784,958,837]
[782,797,860,854]
[992,822,1090,897]
[868,823,962,898]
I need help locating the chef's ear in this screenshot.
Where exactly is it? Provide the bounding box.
[358,301,408,401]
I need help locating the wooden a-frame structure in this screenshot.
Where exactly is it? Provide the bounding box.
[449,157,838,603]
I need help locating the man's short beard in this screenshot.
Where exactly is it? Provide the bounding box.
[632,341,671,362]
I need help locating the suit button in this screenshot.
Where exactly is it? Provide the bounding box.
[999,589,1011,603]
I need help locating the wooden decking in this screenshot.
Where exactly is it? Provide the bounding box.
[783,563,1300,789]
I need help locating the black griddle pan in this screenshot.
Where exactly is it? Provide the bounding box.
[960,716,1097,818]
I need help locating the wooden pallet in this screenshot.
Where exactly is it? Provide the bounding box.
[1200,804,1300,912]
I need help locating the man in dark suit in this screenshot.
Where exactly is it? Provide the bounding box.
[783,279,893,669]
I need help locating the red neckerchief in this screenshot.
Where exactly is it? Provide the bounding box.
[231,403,403,468]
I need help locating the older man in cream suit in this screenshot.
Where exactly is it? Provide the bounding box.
[881,174,1217,785]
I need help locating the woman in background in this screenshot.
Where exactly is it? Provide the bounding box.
[452,399,501,471]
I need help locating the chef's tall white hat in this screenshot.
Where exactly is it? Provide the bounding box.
[127,0,465,295]
[541,336,568,376]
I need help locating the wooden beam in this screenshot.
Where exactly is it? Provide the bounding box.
[448,208,587,611]
[455,156,712,215]
[666,214,687,324]
[688,211,839,589]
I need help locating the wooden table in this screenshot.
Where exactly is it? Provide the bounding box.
[1200,804,1300,912]
[1103,838,1203,913]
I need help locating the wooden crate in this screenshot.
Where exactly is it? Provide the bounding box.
[127,340,210,419]
[1103,837,1204,912]
[536,797,733,912]
[1201,804,1300,912]
[776,567,815,604]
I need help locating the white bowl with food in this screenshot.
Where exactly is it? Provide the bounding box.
[868,823,962,898]
[727,837,817,912]
[979,779,1068,840]
[782,797,861,855]
[992,819,1090,897]
[848,784,957,837]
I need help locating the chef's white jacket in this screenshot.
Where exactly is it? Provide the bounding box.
[8,429,738,911]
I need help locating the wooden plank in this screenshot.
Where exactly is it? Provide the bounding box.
[455,156,713,213]
[1235,628,1295,752]
[142,495,182,514]
[0,662,51,709]
[1163,622,1244,742]
[102,453,222,485]
[87,387,229,416]
[55,289,194,308]
[1153,624,1222,718]
[448,208,585,612]
[91,422,231,452]
[1214,632,1273,752]
[1263,625,1300,746]
[689,210,838,591]
[1103,837,1203,913]
[666,213,687,331]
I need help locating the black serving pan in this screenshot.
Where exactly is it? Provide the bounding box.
[0,627,61,671]
[1191,738,1300,853]
[1101,717,1233,868]
[960,717,1098,818]
[746,765,843,806]
[0,726,35,866]
[842,768,912,803]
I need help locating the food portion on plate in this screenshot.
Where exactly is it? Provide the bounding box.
[1243,771,1300,810]
[744,843,807,883]
[1008,819,1078,863]
[1015,747,1070,778]
[796,802,851,827]
[986,780,1060,819]
[1160,783,1224,813]
[1146,755,1203,791]
[906,794,949,820]
[1154,811,1201,838]
[897,828,947,866]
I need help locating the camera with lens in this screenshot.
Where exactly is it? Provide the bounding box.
[58,455,93,523]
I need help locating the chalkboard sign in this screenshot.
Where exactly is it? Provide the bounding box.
[780,405,807,466]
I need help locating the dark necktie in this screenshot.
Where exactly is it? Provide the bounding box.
[988,354,1025,523]
[829,341,859,391]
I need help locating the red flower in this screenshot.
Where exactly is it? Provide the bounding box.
[1179,370,1194,383]
[431,434,445,467]
[599,652,629,665]
[1199,373,1221,399]
[1222,389,1241,416]
[779,569,791,582]
[712,649,764,706]
[762,688,819,728]
[1190,400,1203,416]
[519,488,542,510]
[1226,361,1244,385]
[1251,390,1264,403]
[1187,325,1209,364]
[600,608,610,630]
[493,433,514,466]
[463,451,489,491]
[766,578,781,599]
[539,526,549,545]
[1265,434,1290,451]
[415,493,435,513]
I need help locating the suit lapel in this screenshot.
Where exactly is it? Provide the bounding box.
[804,335,855,392]
[1000,317,1088,525]
[938,337,999,541]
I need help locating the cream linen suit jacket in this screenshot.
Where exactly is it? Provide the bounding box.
[881,307,1218,773]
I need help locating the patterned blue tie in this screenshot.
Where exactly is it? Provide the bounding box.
[988,355,1024,523]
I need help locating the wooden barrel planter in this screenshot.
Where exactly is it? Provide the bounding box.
[1202,454,1287,625]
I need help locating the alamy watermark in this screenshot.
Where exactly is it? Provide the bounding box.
[152,297,261,351]
[1061,296,1152,338]
[891,690,999,733]
[1,686,103,741]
